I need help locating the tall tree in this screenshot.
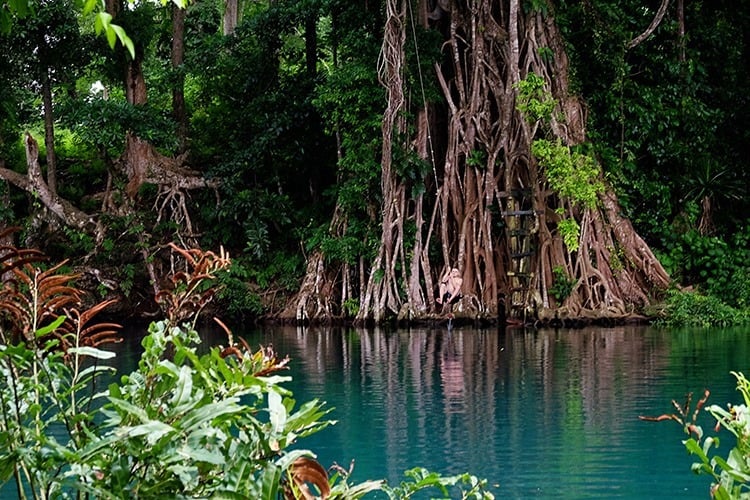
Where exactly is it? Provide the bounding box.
[172,2,188,153]
[284,0,671,324]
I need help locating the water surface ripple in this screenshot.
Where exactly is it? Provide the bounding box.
[244,325,750,499]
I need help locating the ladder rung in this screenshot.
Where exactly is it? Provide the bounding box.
[511,251,534,258]
[507,272,531,277]
[502,210,535,216]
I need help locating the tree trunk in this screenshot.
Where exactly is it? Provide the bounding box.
[223,0,240,36]
[305,7,317,78]
[41,68,57,194]
[172,4,188,154]
[281,0,671,324]
[105,0,214,237]
[0,134,97,235]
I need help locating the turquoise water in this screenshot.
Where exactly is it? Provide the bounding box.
[242,325,749,499]
[2,324,749,499]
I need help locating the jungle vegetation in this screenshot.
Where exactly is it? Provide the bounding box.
[0,0,748,326]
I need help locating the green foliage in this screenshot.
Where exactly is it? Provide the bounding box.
[655,289,748,328]
[652,372,750,499]
[321,233,371,266]
[515,72,556,124]
[60,97,178,154]
[342,298,359,318]
[550,265,576,303]
[117,263,137,298]
[532,139,604,210]
[77,320,335,498]
[466,149,487,169]
[62,226,96,255]
[557,1,750,241]
[0,243,495,498]
[215,256,304,319]
[313,56,383,213]
[379,467,494,499]
[188,2,340,263]
[557,217,580,253]
[656,227,750,309]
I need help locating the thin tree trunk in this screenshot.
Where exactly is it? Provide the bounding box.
[172,3,188,154]
[305,8,317,78]
[677,0,685,62]
[223,0,239,36]
[41,69,57,194]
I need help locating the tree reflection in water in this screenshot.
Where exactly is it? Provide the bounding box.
[241,325,745,498]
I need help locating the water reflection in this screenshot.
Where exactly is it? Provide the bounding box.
[3,324,746,499]
[245,325,750,498]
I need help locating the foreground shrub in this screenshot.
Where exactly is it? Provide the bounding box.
[655,289,749,328]
[642,372,750,499]
[1,236,493,499]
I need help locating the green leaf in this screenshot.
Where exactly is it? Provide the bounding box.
[35,316,67,338]
[119,420,175,445]
[69,346,116,360]
[268,389,287,434]
[181,398,242,432]
[110,24,135,59]
[259,464,281,500]
[684,438,710,463]
[94,11,109,35]
[170,365,196,412]
[105,24,116,49]
[82,0,99,15]
[109,397,150,422]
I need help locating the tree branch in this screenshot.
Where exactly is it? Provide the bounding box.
[628,0,670,49]
[5,133,97,232]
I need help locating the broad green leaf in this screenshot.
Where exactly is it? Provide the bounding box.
[110,24,135,59]
[178,445,225,466]
[94,11,110,35]
[119,420,175,445]
[81,0,99,15]
[108,397,149,422]
[69,346,116,360]
[181,398,242,432]
[169,364,195,412]
[35,316,66,338]
[78,364,115,380]
[105,24,116,49]
[259,464,281,500]
[268,390,286,433]
[684,438,710,463]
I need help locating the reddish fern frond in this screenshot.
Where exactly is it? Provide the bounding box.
[168,243,200,267]
[638,414,679,422]
[157,245,231,323]
[61,300,122,350]
[0,227,46,278]
[1,242,118,357]
[693,389,711,421]
[284,456,331,500]
[641,390,712,443]
[76,299,119,328]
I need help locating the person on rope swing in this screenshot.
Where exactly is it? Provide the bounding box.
[436,267,463,307]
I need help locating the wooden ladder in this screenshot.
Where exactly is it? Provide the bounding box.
[500,189,538,321]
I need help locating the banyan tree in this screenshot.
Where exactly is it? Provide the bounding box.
[282,0,671,325]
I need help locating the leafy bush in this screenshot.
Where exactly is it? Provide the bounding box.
[550,265,576,303]
[657,227,750,309]
[643,372,750,499]
[655,289,748,328]
[1,239,494,499]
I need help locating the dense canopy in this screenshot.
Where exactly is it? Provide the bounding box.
[0,0,748,325]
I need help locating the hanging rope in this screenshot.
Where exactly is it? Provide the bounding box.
[406,0,439,192]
